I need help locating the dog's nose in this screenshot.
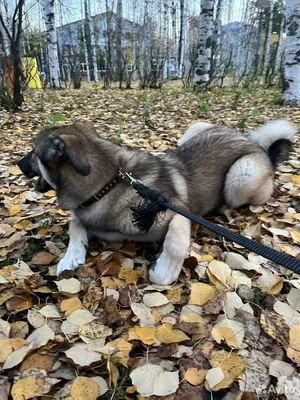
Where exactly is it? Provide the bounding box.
[18,151,37,178]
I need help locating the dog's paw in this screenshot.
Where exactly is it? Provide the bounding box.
[149,257,182,286]
[56,247,86,276]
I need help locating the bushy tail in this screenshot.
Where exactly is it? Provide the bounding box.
[178,121,214,145]
[250,120,297,166]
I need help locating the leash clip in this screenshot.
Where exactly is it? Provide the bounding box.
[119,169,143,185]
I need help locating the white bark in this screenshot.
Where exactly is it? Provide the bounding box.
[194,0,214,85]
[275,16,285,72]
[178,0,186,77]
[42,0,60,88]
[82,22,90,82]
[171,0,178,77]
[116,0,123,80]
[0,0,10,55]
[282,0,300,105]
[163,0,168,78]
[84,0,98,82]
[262,0,275,77]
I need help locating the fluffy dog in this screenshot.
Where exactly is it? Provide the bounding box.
[18,120,297,285]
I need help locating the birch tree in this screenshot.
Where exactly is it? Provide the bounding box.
[194,0,214,86]
[84,0,98,82]
[0,0,24,109]
[262,0,275,79]
[171,0,178,77]
[42,0,60,88]
[178,0,185,77]
[275,15,285,72]
[116,0,123,85]
[163,0,168,79]
[0,0,10,55]
[282,0,300,105]
[211,0,222,79]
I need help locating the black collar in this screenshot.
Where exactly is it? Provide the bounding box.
[79,168,138,209]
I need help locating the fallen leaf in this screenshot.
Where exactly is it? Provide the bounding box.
[153,370,179,396]
[185,368,207,386]
[156,323,189,343]
[31,251,56,265]
[260,310,289,345]
[9,205,21,217]
[211,319,244,348]
[143,292,170,307]
[60,297,83,316]
[130,364,163,396]
[39,304,61,318]
[205,367,224,390]
[70,376,99,400]
[67,309,97,326]
[55,278,81,294]
[131,302,155,327]
[189,283,216,305]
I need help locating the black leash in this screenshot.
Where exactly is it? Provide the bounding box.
[130,181,300,274]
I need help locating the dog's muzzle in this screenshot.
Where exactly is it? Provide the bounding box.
[18,151,37,179]
[17,151,53,193]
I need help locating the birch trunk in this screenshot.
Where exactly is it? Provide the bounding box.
[211,0,222,78]
[42,0,60,88]
[194,0,214,85]
[82,22,90,82]
[84,0,98,82]
[178,0,185,77]
[275,15,285,72]
[116,0,123,84]
[262,0,275,77]
[0,0,10,55]
[163,0,168,79]
[282,0,300,105]
[171,0,178,77]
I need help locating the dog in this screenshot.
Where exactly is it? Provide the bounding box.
[18,120,297,285]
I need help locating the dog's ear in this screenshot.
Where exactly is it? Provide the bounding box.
[44,135,91,176]
[59,134,91,176]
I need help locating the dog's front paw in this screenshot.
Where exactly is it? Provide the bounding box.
[149,257,182,286]
[56,247,86,276]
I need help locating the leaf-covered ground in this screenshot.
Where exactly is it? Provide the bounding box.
[0,83,300,400]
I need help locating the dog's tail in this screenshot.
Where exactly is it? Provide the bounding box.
[178,121,214,145]
[249,119,297,166]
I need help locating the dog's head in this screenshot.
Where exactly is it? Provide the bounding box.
[18,122,98,206]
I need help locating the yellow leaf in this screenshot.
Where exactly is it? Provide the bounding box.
[289,325,300,351]
[118,267,141,284]
[9,166,22,176]
[212,327,237,348]
[200,255,214,262]
[0,339,13,363]
[44,190,56,197]
[135,326,157,345]
[189,283,216,305]
[70,376,99,400]
[150,135,158,140]
[290,230,300,244]
[208,260,232,288]
[11,375,45,400]
[291,175,300,184]
[180,313,203,323]
[185,368,207,386]
[207,350,244,391]
[287,346,300,365]
[9,205,21,216]
[60,297,83,317]
[156,323,189,343]
[106,338,132,365]
[260,310,289,346]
